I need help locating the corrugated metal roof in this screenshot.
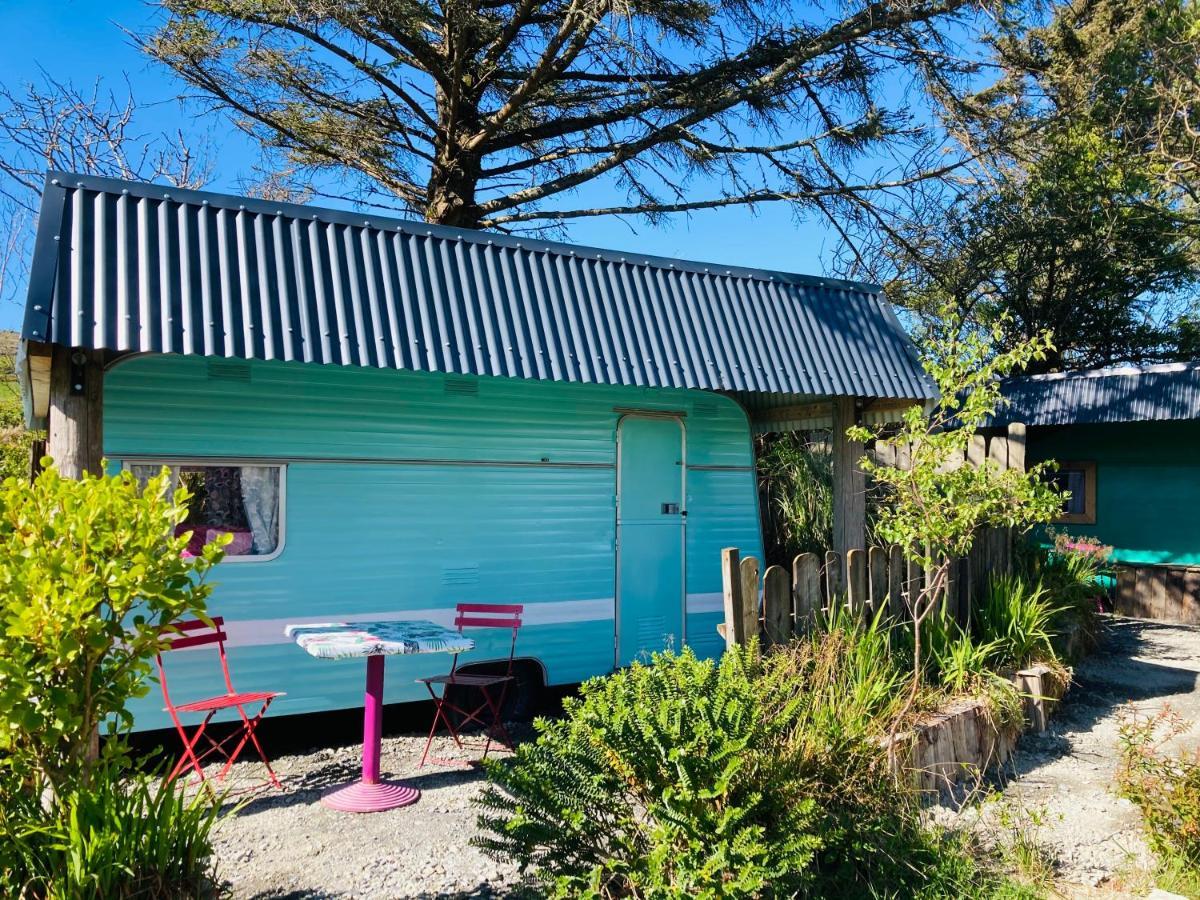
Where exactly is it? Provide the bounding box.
[22,172,934,403]
[994,362,1200,426]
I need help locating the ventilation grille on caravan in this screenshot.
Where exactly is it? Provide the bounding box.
[207,361,252,382]
[444,376,479,395]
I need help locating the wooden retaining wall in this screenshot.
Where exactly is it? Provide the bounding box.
[888,664,1066,796]
[1114,565,1200,625]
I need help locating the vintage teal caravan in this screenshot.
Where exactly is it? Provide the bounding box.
[19,173,935,731]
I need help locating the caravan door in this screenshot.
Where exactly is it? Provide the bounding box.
[615,415,685,666]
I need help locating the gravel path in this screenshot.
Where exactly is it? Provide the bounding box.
[206,729,527,899]
[942,617,1200,893]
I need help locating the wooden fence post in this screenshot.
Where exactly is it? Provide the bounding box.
[721,548,744,649]
[825,550,844,608]
[794,553,821,632]
[847,548,868,618]
[740,555,761,643]
[869,546,887,620]
[763,565,792,645]
[888,545,905,621]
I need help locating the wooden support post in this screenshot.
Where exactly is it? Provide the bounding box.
[793,553,821,632]
[763,565,792,645]
[831,396,866,556]
[721,548,744,649]
[740,556,761,643]
[847,548,868,618]
[48,346,103,478]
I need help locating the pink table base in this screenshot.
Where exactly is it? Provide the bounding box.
[321,655,419,813]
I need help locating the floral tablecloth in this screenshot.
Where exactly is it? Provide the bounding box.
[284,620,475,659]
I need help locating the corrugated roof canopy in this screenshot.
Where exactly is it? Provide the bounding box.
[22,173,934,408]
[994,362,1200,427]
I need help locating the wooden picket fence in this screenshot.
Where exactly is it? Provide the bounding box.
[718,545,978,649]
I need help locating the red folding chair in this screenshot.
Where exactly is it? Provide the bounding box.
[156,617,284,790]
[418,603,524,767]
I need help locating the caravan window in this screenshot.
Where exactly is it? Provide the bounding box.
[128,462,285,560]
[1047,461,1096,526]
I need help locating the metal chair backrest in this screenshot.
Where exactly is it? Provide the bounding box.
[449,603,523,677]
[155,617,236,708]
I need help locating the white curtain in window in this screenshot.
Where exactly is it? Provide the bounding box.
[240,466,280,555]
[128,464,179,495]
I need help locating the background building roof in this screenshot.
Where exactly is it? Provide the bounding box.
[22,172,935,410]
[994,361,1200,426]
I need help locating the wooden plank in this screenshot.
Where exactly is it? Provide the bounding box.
[48,345,104,478]
[943,556,959,624]
[907,557,924,616]
[763,565,792,645]
[869,546,888,621]
[966,433,986,468]
[1147,568,1169,621]
[793,553,821,631]
[888,545,905,621]
[847,548,868,618]
[753,400,834,428]
[957,557,973,628]
[740,555,761,643]
[825,550,844,612]
[720,547,744,649]
[832,396,866,555]
[1181,569,1200,625]
[1114,566,1141,618]
[987,433,1008,469]
[1006,422,1027,471]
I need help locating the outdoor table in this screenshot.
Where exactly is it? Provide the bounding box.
[284,620,475,813]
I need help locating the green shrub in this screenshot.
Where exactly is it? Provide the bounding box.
[0,760,222,899]
[1117,706,1200,874]
[0,463,224,796]
[476,636,1021,898]
[475,645,825,898]
[756,434,832,561]
[974,574,1060,671]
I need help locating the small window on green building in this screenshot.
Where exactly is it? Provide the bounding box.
[1048,461,1096,525]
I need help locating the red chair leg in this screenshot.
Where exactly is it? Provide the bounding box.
[421,684,466,767]
[241,700,283,789]
[170,711,217,785]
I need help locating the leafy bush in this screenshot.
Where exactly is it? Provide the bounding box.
[0,761,222,899]
[974,574,1060,671]
[476,637,1023,898]
[756,434,832,562]
[0,463,224,795]
[1117,706,1200,874]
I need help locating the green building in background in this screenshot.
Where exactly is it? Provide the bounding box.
[994,362,1200,621]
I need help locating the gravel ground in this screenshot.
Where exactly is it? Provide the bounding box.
[935,616,1200,894]
[206,617,1200,898]
[205,727,528,899]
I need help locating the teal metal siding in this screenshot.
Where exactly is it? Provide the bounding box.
[1029,420,1200,566]
[106,355,762,729]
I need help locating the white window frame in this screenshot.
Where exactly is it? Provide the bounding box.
[121,458,287,563]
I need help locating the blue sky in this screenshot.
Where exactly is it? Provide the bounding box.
[0,1,847,331]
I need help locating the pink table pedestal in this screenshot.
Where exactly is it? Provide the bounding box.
[321,655,419,812]
[284,619,475,814]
